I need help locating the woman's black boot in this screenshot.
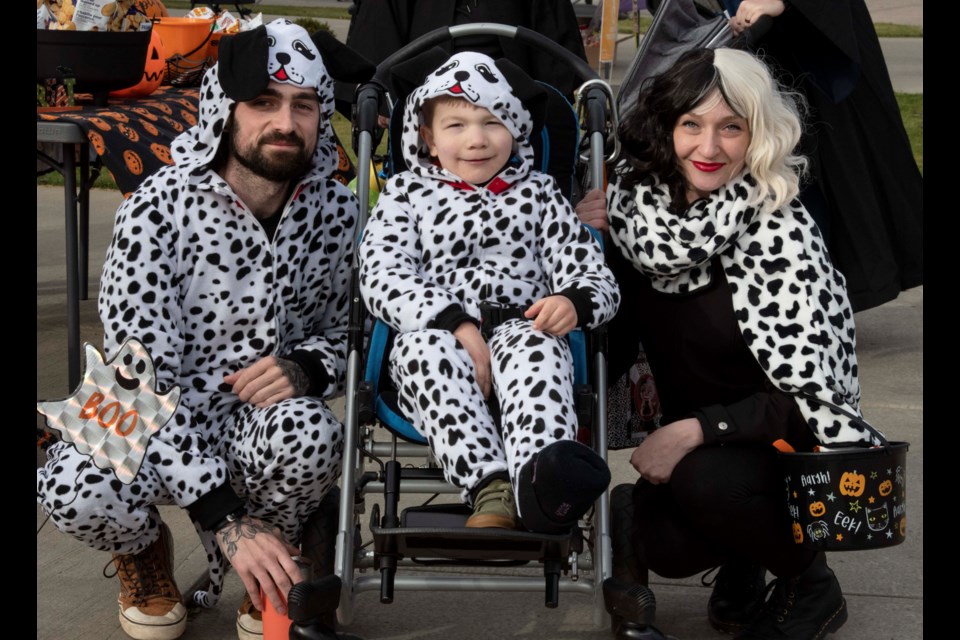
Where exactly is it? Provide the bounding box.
[734,554,847,639]
[608,484,674,639]
[611,483,647,585]
[704,560,767,632]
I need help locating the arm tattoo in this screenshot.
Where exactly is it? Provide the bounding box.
[277,358,310,396]
[216,515,274,561]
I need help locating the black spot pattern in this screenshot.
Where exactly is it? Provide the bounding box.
[360,52,620,504]
[607,173,875,446]
[38,45,358,610]
[389,323,577,502]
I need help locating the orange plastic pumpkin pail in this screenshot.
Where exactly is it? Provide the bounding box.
[152,17,215,85]
[152,17,214,59]
[111,28,166,99]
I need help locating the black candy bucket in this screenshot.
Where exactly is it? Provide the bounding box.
[781,395,909,551]
[782,442,908,550]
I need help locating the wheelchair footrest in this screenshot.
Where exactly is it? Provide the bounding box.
[371,503,574,562]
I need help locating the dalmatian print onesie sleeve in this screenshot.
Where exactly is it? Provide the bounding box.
[98,178,227,508]
[359,177,469,332]
[38,21,365,610]
[278,182,357,398]
[534,175,620,327]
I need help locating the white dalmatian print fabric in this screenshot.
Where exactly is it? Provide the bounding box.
[391,321,577,504]
[359,52,619,496]
[37,33,357,608]
[607,171,878,446]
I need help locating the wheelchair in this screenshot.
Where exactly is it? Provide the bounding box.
[319,23,659,639]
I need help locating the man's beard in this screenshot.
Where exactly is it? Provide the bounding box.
[231,130,314,183]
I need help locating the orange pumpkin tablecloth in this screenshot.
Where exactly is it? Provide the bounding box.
[38,87,200,197]
[38,86,357,196]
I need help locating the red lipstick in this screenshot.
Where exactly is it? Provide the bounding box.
[692,161,724,172]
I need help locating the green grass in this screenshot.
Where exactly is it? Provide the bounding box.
[292,17,332,35]
[37,164,124,190]
[618,15,653,36]
[874,23,923,38]
[896,93,923,175]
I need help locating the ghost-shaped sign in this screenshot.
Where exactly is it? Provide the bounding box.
[37,339,180,484]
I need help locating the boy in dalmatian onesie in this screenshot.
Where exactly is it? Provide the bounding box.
[37,20,370,640]
[360,51,619,533]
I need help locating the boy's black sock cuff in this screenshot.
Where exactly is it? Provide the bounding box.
[516,440,611,534]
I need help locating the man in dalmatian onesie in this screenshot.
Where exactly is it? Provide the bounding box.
[37,20,367,640]
[360,51,619,534]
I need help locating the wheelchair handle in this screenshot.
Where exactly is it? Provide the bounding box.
[353,84,383,148]
[371,23,599,88]
[576,80,621,178]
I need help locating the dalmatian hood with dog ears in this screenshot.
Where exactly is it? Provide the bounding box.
[171,19,339,181]
[401,51,547,184]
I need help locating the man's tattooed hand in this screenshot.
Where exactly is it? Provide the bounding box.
[216,515,275,561]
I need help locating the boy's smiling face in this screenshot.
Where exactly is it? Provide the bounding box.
[420,99,514,186]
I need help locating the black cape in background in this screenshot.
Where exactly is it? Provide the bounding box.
[344,0,588,99]
[755,0,922,311]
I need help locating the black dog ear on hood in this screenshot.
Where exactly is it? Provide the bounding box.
[311,30,375,83]
[218,25,270,102]
[388,48,453,101]
[496,58,548,137]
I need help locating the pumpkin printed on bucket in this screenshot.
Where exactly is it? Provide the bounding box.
[808,501,826,517]
[878,479,893,497]
[839,471,866,497]
[792,522,803,545]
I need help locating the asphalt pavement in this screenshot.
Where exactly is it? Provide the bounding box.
[36,2,923,638]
